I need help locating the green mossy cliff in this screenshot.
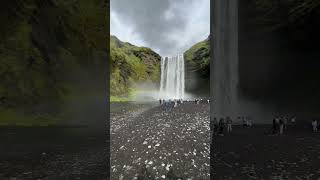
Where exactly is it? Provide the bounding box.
[110,35,161,100]
[184,37,210,95]
[0,0,108,124]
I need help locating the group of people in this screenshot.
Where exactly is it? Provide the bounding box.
[272,116,320,134]
[271,115,292,135]
[194,98,210,104]
[238,116,253,127]
[159,99,183,111]
[212,116,233,136]
[211,115,254,136]
[211,114,320,135]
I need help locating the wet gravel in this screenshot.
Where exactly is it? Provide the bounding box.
[212,124,320,179]
[0,127,108,179]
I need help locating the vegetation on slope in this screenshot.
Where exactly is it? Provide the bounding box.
[110,35,161,100]
[0,0,108,125]
[184,37,210,95]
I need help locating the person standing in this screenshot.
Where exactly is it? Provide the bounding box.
[272,117,276,134]
[279,118,284,135]
[212,117,218,135]
[226,116,232,133]
[245,116,250,127]
[275,116,280,134]
[219,118,225,135]
[284,116,288,130]
[248,116,253,127]
[312,120,318,132]
[237,116,241,124]
[291,116,296,124]
[164,100,168,111]
[242,116,246,127]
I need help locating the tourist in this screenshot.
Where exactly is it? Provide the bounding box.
[226,116,232,133]
[164,100,168,111]
[210,117,215,134]
[166,100,171,112]
[312,119,318,132]
[279,118,284,135]
[213,118,218,135]
[237,116,241,125]
[245,116,250,127]
[291,116,296,124]
[242,116,246,127]
[275,116,280,134]
[159,99,162,105]
[247,116,253,127]
[168,99,173,111]
[284,116,288,130]
[272,116,277,134]
[162,99,165,110]
[219,118,225,135]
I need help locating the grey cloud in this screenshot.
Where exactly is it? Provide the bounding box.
[111,0,209,56]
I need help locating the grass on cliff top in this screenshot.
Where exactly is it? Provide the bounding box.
[184,39,209,61]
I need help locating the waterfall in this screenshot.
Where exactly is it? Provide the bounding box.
[211,0,239,119]
[159,54,185,99]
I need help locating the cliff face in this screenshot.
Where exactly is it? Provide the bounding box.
[239,0,320,112]
[184,37,210,96]
[0,0,108,114]
[110,35,161,98]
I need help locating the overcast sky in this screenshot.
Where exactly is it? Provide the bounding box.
[110,0,210,57]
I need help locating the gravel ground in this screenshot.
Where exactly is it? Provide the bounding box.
[212,124,320,179]
[111,102,210,179]
[0,127,108,180]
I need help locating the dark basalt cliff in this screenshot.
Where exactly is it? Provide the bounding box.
[239,0,320,113]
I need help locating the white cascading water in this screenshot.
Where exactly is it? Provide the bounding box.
[212,0,238,119]
[159,54,185,99]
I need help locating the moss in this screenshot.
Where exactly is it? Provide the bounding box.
[0,0,108,125]
[110,35,161,97]
[184,38,210,79]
